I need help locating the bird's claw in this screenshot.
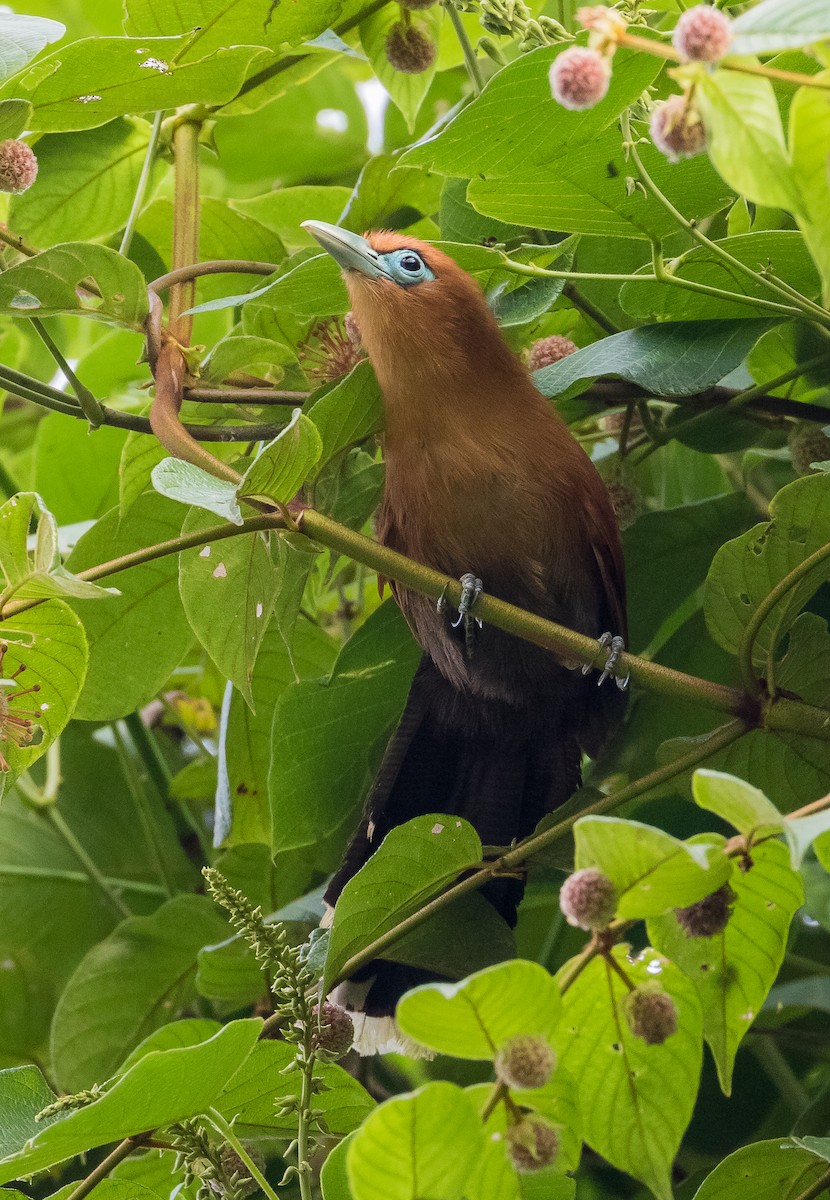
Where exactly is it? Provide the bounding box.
[583,632,629,690]
[439,572,484,658]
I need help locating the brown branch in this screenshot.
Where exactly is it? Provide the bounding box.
[64,1135,150,1200]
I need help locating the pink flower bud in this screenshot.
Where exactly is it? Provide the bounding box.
[650,94,707,162]
[529,335,578,371]
[0,140,38,194]
[560,867,618,930]
[673,5,732,63]
[549,47,611,111]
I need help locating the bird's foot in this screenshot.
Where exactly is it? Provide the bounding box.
[583,632,629,690]
[438,572,483,658]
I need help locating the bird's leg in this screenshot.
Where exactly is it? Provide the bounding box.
[583,632,629,690]
[438,572,484,658]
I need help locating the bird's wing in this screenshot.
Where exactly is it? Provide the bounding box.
[586,493,628,643]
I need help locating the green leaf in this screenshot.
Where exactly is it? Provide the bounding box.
[790,74,830,305]
[179,511,282,707]
[619,233,820,321]
[201,334,294,386]
[554,946,703,1200]
[703,474,830,664]
[0,14,63,85]
[697,68,804,217]
[731,0,830,55]
[217,618,337,848]
[534,321,772,400]
[215,1039,374,1140]
[3,37,264,133]
[239,409,322,506]
[305,360,383,467]
[0,1020,261,1183]
[124,0,341,55]
[624,493,755,651]
[10,119,159,245]
[396,959,561,1059]
[692,769,784,836]
[359,8,441,132]
[315,449,385,531]
[119,433,167,515]
[34,416,125,525]
[50,894,230,1091]
[119,1018,223,1070]
[0,492,115,604]
[346,1082,482,1200]
[0,99,32,140]
[0,600,88,797]
[232,186,353,255]
[575,816,731,918]
[785,809,830,868]
[321,1133,354,1200]
[402,44,660,178]
[268,600,419,855]
[468,130,732,240]
[324,814,483,990]
[382,891,515,981]
[691,1137,829,1199]
[0,724,191,1032]
[136,197,283,305]
[648,840,803,1094]
[66,494,193,721]
[0,1065,57,1160]
[339,152,442,233]
[0,244,148,328]
[151,459,243,525]
[466,1074,581,1199]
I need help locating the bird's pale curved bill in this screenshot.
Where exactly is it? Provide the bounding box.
[301,220,392,280]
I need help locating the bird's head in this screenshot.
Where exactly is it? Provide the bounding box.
[302,220,517,393]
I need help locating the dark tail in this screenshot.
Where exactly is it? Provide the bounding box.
[325,655,581,1022]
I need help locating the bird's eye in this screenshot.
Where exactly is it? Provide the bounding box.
[399,253,422,273]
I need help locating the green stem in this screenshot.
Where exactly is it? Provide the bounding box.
[6,507,830,740]
[0,456,20,499]
[30,318,105,428]
[206,1109,282,1200]
[64,1136,148,1200]
[0,364,289,441]
[46,807,133,921]
[333,719,748,984]
[169,118,201,345]
[792,1166,830,1200]
[112,721,177,899]
[622,111,830,328]
[737,539,830,696]
[295,1044,315,1200]
[444,1,485,95]
[0,863,166,893]
[650,241,804,320]
[120,109,165,258]
[0,224,38,257]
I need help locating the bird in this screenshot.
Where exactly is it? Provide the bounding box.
[303,221,628,1054]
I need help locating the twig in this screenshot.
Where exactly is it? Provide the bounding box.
[120,110,165,258]
[64,1135,149,1200]
[444,0,485,95]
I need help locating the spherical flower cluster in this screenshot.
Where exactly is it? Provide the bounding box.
[528,335,578,372]
[559,867,618,930]
[650,93,707,162]
[385,21,437,74]
[673,5,733,63]
[310,1002,354,1057]
[577,5,628,54]
[0,140,38,193]
[549,47,611,111]
[506,1116,560,1174]
[675,883,735,938]
[495,1035,556,1090]
[604,468,645,531]
[344,310,362,350]
[789,421,830,475]
[624,986,678,1045]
